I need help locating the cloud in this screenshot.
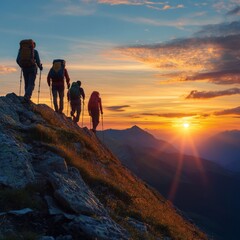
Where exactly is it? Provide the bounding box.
[226,6,240,16]
[97,0,184,10]
[0,65,17,74]
[140,112,199,118]
[186,88,240,99]
[116,21,240,85]
[214,106,240,115]
[106,105,130,112]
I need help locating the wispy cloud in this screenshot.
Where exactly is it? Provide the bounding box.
[214,106,240,115]
[0,65,17,74]
[97,0,183,10]
[138,112,200,118]
[186,88,240,99]
[106,105,130,112]
[45,0,96,16]
[116,21,240,85]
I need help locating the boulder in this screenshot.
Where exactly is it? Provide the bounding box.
[68,215,130,240]
[0,132,35,188]
[48,167,107,216]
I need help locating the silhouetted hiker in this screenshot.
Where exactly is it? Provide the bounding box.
[67,80,85,123]
[47,59,70,114]
[88,91,103,133]
[16,39,43,102]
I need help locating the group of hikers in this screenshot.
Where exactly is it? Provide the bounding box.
[16,39,103,133]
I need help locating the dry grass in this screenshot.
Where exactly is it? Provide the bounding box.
[30,104,208,240]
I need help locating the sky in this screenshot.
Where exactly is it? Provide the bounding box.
[0,0,240,140]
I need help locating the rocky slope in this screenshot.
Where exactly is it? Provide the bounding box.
[0,93,207,240]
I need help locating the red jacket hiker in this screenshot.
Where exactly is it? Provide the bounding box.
[88,91,103,132]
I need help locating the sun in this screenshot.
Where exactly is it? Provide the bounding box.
[183,122,190,129]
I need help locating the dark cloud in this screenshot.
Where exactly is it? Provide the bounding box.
[214,106,240,115]
[186,88,240,99]
[141,112,198,118]
[106,105,130,112]
[226,6,240,16]
[194,21,240,37]
[118,21,240,85]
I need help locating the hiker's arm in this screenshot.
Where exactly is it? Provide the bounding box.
[34,50,42,70]
[81,88,85,100]
[47,72,51,87]
[64,69,70,88]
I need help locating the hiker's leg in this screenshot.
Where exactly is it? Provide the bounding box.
[75,103,81,123]
[52,88,58,112]
[26,70,36,100]
[70,102,75,116]
[22,69,28,93]
[92,110,99,131]
[59,90,64,113]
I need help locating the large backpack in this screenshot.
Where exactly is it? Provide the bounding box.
[88,91,99,109]
[69,82,80,99]
[49,59,65,79]
[18,39,35,68]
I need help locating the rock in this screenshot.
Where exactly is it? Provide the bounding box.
[39,236,55,240]
[48,167,107,216]
[33,151,68,175]
[0,132,35,188]
[56,235,73,240]
[44,195,76,220]
[68,215,130,240]
[127,217,148,233]
[0,208,33,216]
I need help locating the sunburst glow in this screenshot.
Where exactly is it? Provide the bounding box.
[183,122,190,128]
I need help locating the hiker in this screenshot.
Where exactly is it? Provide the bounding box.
[88,91,103,133]
[68,80,85,123]
[47,59,70,114]
[16,39,43,102]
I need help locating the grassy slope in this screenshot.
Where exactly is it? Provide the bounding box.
[31,104,207,240]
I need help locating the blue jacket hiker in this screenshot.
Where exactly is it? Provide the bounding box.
[16,39,43,102]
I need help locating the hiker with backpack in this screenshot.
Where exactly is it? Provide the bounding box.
[67,80,85,123]
[16,39,43,102]
[88,91,103,133]
[47,59,70,114]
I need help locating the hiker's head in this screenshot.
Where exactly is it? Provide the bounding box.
[77,80,81,86]
[33,42,36,48]
[92,91,99,97]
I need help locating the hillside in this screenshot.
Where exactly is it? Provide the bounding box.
[100,126,240,240]
[0,93,207,240]
[198,130,240,172]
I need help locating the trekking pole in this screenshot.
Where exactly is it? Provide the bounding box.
[101,114,104,142]
[67,99,69,117]
[19,69,23,96]
[37,70,42,104]
[49,85,53,109]
[90,115,92,130]
[82,100,84,127]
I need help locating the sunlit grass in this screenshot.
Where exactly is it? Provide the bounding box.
[29,104,208,240]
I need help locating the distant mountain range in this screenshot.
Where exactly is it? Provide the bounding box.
[99,126,240,240]
[198,130,240,172]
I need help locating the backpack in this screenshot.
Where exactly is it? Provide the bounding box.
[18,39,35,68]
[69,82,80,99]
[49,59,65,79]
[88,91,99,109]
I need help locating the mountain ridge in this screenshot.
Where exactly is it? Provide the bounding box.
[0,93,207,240]
[100,126,240,240]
